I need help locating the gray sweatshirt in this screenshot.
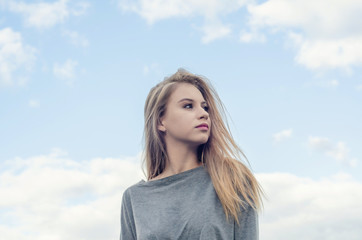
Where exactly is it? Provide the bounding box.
[120,165,258,240]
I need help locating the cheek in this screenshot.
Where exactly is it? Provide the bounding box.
[169,110,185,121]
[172,115,187,127]
[169,112,191,128]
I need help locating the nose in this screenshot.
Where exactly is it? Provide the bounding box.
[198,106,209,120]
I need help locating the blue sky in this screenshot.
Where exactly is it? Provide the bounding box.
[1,0,362,239]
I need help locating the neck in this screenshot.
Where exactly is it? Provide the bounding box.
[162,139,202,176]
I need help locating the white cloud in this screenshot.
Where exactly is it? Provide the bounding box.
[0,27,36,87]
[289,32,362,70]
[239,29,265,43]
[119,0,247,24]
[69,1,89,16]
[319,79,339,87]
[118,0,362,67]
[62,30,89,47]
[7,0,89,29]
[0,148,144,240]
[1,149,361,239]
[257,172,362,240]
[118,0,250,43]
[53,59,78,85]
[303,78,339,88]
[200,19,231,44]
[326,79,339,87]
[308,136,358,167]
[28,99,40,108]
[273,128,292,143]
[143,62,160,75]
[244,0,362,70]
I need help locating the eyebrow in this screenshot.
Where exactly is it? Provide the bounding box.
[178,98,207,104]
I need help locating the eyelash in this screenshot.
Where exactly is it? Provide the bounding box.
[184,104,209,112]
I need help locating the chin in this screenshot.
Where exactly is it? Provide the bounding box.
[197,137,209,144]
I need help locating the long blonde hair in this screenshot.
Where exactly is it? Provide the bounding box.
[142,68,264,225]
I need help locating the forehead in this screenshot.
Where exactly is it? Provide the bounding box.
[169,83,205,102]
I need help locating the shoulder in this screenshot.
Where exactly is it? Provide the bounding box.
[121,180,145,201]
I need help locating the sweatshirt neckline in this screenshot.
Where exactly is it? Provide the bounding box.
[140,165,205,186]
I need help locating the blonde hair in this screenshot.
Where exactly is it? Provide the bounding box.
[142,68,264,225]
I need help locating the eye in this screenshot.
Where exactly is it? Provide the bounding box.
[203,106,209,112]
[184,103,193,109]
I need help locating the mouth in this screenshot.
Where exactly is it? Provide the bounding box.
[196,123,209,129]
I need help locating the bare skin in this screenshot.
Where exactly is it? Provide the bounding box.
[149,83,211,181]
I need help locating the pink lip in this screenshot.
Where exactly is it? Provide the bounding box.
[196,124,209,129]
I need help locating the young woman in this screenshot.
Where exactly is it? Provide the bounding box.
[120,69,264,239]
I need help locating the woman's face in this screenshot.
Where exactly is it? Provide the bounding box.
[158,83,211,148]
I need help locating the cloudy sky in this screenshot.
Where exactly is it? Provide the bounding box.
[1,0,362,239]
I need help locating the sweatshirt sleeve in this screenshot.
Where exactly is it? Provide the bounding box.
[234,204,259,240]
[120,189,137,240]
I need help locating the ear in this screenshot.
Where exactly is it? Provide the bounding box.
[157,117,166,132]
